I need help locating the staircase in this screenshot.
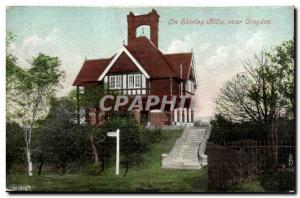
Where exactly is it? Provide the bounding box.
[161,126,210,170]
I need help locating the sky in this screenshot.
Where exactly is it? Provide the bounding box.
[6,6,294,118]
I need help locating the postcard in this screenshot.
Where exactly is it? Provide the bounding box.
[6,6,295,193]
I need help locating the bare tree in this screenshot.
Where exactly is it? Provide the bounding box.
[216,41,294,147]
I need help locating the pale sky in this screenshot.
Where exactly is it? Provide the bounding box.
[6,7,294,118]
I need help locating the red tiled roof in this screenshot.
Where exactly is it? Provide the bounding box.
[73,58,112,86]
[73,37,193,85]
[164,53,193,80]
[124,37,178,78]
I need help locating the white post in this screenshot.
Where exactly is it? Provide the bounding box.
[188,108,192,124]
[116,129,120,176]
[107,129,120,176]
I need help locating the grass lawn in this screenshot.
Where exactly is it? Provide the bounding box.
[7,129,265,192]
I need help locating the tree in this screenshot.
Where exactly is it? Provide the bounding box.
[216,40,295,146]
[267,40,295,119]
[34,97,86,175]
[10,53,64,176]
[73,84,109,167]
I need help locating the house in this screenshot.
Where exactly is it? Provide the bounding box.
[73,9,197,127]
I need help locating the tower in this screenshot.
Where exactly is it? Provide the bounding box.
[127,9,160,48]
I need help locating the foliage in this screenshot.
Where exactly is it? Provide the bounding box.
[33,97,88,175]
[105,112,150,176]
[6,122,25,172]
[143,128,163,144]
[11,53,65,125]
[209,114,266,143]
[6,32,23,120]
[85,164,104,176]
[70,84,112,169]
[76,123,112,174]
[259,169,295,192]
[7,50,65,176]
[267,40,295,119]
[208,179,265,192]
[79,83,106,108]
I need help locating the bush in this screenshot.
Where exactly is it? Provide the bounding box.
[209,114,266,143]
[259,169,295,192]
[85,164,103,176]
[105,112,160,176]
[32,97,90,175]
[6,122,25,173]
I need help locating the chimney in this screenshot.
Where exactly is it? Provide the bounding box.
[127,9,160,48]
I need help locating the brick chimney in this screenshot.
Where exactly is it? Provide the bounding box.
[127,9,160,48]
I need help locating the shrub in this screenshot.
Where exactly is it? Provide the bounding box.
[85,164,103,176]
[259,169,295,192]
[105,112,157,176]
[209,114,266,143]
[6,122,25,173]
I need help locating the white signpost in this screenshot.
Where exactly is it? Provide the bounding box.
[107,129,120,175]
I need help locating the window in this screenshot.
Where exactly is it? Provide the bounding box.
[136,25,150,39]
[128,75,134,88]
[79,86,84,94]
[110,76,115,89]
[134,74,141,88]
[186,80,194,93]
[109,75,122,89]
[116,75,121,88]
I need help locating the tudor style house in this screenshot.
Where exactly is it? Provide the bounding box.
[73,9,197,127]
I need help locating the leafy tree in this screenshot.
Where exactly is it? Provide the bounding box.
[9,53,64,176]
[6,32,23,120]
[267,40,295,119]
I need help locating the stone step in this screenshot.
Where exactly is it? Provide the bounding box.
[161,126,211,170]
